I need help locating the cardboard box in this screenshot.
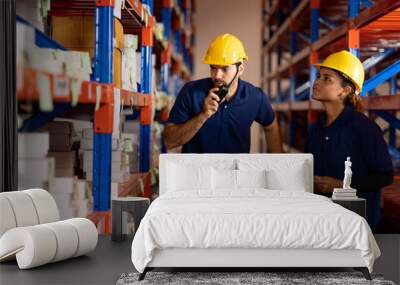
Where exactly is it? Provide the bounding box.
[74,199,89,217]
[74,179,88,200]
[41,121,73,135]
[51,16,95,57]
[54,118,92,137]
[18,132,49,158]
[114,48,122,88]
[52,16,124,87]
[18,157,55,188]
[48,151,76,168]
[48,134,73,151]
[54,168,75,177]
[49,177,75,194]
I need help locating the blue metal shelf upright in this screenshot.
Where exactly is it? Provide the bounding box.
[92,0,114,211]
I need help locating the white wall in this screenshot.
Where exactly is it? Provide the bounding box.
[193,0,263,152]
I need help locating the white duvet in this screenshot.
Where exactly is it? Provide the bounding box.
[131,189,380,273]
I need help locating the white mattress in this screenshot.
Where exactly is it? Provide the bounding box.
[131,190,380,273]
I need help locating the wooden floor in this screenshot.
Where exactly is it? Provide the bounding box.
[1,235,399,285]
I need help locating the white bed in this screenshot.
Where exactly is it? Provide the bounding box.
[131,154,380,280]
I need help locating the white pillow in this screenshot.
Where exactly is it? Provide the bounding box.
[236,169,267,189]
[167,162,212,191]
[265,166,307,191]
[237,159,308,192]
[212,168,237,190]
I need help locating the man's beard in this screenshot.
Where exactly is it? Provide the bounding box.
[212,79,226,87]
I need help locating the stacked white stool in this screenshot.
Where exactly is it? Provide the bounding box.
[0,189,98,269]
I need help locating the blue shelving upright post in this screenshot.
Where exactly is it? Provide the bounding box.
[309,0,319,89]
[160,0,172,154]
[308,0,320,125]
[389,76,398,148]
[161,1,172,94]
[289,15,298,146]
[140,0,154,192]
[92,1,114,211]
[348,0,360,58]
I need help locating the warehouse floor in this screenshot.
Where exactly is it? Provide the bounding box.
[0,236,133,285]
[1,235,399,285]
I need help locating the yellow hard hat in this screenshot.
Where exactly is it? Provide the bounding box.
[315,50,364,94]
[202,34,248,66]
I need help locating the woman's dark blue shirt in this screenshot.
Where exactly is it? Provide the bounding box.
[307,106,393,181]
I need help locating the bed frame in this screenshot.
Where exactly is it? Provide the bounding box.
[138,154,372,280]
[140,248,370,280]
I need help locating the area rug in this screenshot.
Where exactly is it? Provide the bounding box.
[116,271,396,285]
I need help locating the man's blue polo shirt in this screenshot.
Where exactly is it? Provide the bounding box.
[306,106,393,179]
[167,78,275,153]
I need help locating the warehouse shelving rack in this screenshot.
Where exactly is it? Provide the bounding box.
[17,0,195,233]
[262,0,400,158]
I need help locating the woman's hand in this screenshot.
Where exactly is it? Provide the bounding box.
[314,176,342,194]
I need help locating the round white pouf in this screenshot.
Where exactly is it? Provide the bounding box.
[0,196,17,237]
[23,189,60,223]
[64,218,98,257]
[42,221,79,263]
[0,226,57,269]
[1,192,39,227]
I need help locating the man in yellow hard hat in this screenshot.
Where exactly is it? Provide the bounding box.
[163,33,282,153]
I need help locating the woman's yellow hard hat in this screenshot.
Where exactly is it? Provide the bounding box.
[203,34,248,66]
[314,50,364,94]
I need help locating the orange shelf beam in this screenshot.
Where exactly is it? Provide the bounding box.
[17,67,150,108]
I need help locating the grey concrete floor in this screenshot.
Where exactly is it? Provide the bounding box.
[0,235,134,285]
[1,235,399,285]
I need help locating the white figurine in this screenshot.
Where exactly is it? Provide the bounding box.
[343,157,353,189]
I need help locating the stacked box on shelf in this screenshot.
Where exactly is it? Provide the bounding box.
[49,177,91,220]
[18,132,54,190]
[41,121,74,151]
[81,128,130,183]
[51,16,124,87]
[16,0,50,32]
[47,151,76,177]
[123,121,140,172]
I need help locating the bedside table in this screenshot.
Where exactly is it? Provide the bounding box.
[331,198,366,218]
[111,197,150,242]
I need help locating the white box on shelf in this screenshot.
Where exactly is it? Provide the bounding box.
[114,0,122,19]
[123,121,140,134]
[18,157,55,186]
[52,192,73,209]
[74,179,87,200]
[74,199,89,217]
[18,132,49,158]
[111,182,119,198]
[49,177,75,194]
